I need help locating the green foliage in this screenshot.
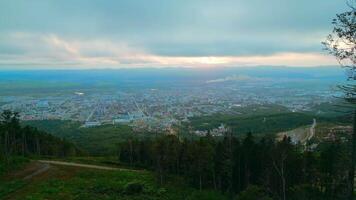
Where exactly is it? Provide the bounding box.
[0,180,26,198]
[0,110,80,158]
[288,184,324,200]
[24,120,157,155]
[123,181,145,195]
[3,166,226,200]
[186,190,228,200]
[0,156,28,176]
[118,133,351,199]
[0,157,28,197]
[187,112,316,135]
[234,185,272,200]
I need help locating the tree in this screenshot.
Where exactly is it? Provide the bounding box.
[319,141,349,199]
[153,136,169,185]
[241,132,256,188]
[271,136,300,200]
[0,110,20,157]
[323,1,356,199]
[0,110,79,163]
[190,138,214,190]
[232,139,242,193]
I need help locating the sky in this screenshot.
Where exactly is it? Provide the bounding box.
[0,0,350,69]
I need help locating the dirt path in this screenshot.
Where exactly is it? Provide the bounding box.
[308,118,317,141]
[23,163,50,180]
[277,118,317,147]
[37,160,128,171]
[3,160,140,200]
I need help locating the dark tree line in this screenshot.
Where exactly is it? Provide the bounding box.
[119,133,351,199]
[0,110,79,160]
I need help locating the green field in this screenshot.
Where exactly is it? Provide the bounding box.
[23,120,159,156]
[184,104,349,137]
[1,160,227,200]
[187,112,312,136]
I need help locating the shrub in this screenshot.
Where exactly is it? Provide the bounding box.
[235,185,272,200]
[186,191,228,200]
[123,181,145,195]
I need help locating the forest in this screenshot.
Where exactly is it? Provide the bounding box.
[118,133,351,200]
[0,110,80,174]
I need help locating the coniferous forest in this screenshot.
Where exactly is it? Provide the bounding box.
[118,133,351,200]
[0,110,79,173]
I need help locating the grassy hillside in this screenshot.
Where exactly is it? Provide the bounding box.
[1,161,227,200]
[23,121,157,155]
[187,112,313,134]
[185,109,348,137]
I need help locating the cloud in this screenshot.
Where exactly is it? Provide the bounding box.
[0,0,348,66]
[0,32,338,69]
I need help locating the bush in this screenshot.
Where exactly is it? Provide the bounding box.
[288,184,324,200]
[235,185,272,200]
[123,181,145,195]
[0,156,28,176]
[186,191,228,200]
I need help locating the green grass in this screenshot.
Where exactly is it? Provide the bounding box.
[3,164,227,200]
[0,157,29,198]
[187,112,316,135]
[184,103,350,137]
[0,180,26,198]
[0,156,29,176]
[23,121,157,156]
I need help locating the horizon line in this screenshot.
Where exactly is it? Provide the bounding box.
[0,65,341,71]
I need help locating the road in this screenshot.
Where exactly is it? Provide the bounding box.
[21,160,124,181]
[277,118,317,146]
[302,118,316,149]
[37,160,121,171]
[308,118,317,141]
[86,107,96,122]
[37,160,143,172]
[304,118,316,145]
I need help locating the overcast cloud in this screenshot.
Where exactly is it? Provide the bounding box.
[0,0,348,68]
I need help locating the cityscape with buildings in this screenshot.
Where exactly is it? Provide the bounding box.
[0,76,338,134]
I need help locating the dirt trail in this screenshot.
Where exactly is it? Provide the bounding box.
[304,118,316,145]
[23,163,50,180]
[3,160,143,200]
[37,160,139,171]
[277,118,316,146]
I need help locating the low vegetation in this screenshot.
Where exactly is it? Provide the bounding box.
[1,161,227,200]
[23,120,155,155]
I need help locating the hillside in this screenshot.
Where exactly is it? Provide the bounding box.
[22,120,157,155]
[1,159,227,200]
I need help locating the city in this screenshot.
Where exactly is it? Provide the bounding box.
[0,72,339,134]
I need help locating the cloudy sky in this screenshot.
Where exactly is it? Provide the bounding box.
[0,0,349,69]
